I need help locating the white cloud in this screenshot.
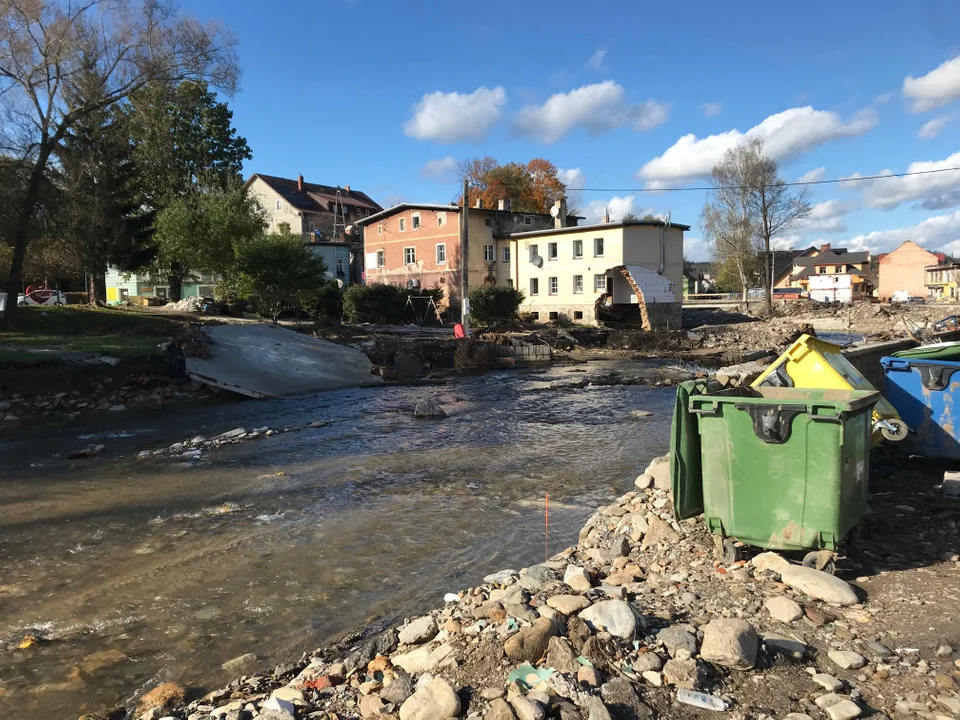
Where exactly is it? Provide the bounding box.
[863,150,960,211]
[558,167,586,206]
[797,166,827,183]
[873,92,893,105]
[583,195,650,224]
[902,55,960,113]
[801,200,853,234]
[917,112,956,139]
[404,86,506,143]
[637,106,878,186]
[586,48,607,71]
[684,236,711,262]
[419,156,458,181]
[701,101,723,117]
[846,211,960,255]
[514,81,669,144]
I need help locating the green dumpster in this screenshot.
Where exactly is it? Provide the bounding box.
[671,380,880,568]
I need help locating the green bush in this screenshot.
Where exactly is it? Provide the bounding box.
[468,284,525,324]
[343,283,445,325]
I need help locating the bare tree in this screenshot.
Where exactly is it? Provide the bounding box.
[0,0,238,325]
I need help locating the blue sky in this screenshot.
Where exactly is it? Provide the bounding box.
[187,0,960,261]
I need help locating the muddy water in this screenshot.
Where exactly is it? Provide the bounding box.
[0,361,674,719]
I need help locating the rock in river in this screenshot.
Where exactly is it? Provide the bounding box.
[414,399,446,419]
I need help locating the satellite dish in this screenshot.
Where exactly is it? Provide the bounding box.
[345,224,353,234]
[532,255,544,268]
[323,272,335,280]
[336,279,344,289]
[549,205,560,218]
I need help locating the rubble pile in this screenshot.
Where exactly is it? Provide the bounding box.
[134,423,319,465]
[147,455,960,720]
[165,297,206,313]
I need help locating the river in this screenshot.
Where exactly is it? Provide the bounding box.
[0,360,674,719]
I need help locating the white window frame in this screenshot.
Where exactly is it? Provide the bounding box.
[377,224,383,236]
[411,213,421,230]
[547,242,558,260]
[404,247,416,265]
[483,244,495,262]
[530,244,539,261]
[399,217,406,232]
[573,239,583,259]
[376,250,385,268]
[594,274,606,292]
[548,277,558,295]
[336,258,344,273]
[436,243,446,264]
[573,275,583,294]
[437,212,445,227]
[530,278,539,295]
[502,247,511,263]
[275,199,282,210]
[594,237,604,257]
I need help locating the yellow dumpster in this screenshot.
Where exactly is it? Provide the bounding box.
[752,334,906,445]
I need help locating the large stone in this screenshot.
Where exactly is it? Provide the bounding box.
[391,643,454,675]
[780,566,859,606]
[580,600,636,639]
[504,617,559,663]
[399,616,438,645]
[486,698,518,720]
[413,399,446,419]
[812,673,844,692]
[645,455,670,490]
[700,619,757,670]
[752,551,791,575]
[359,694,385,718]
[641,516,679,549]
[399,677,461,720]
[137,682,185,716]
[547,595,590,615]
[657,626,697,657]
[828,650,867,670]
[221,652,257,674]
[509,696,546,720]
[545,636,579,673]
[761,633,807,661]
[634,652,663,672]
[519,565,557,592]
[380,669,414,704]
[634,474,653,490]
[765,596,804,623]
[825,699,862,720]
[564,565,592,592]
[599,677,654,719]
[583,697,613,720]
[662,658,699,689]
[485,569,518,585]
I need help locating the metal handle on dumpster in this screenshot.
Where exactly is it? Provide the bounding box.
[916,365,958,391]
[734,403,808,444]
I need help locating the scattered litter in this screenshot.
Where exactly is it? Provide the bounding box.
[677,689,729,711]
[506,663,555,690]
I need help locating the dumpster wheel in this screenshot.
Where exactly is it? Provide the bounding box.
[802,550,836,575]
[714,536,742,564]
[880,418,908,442]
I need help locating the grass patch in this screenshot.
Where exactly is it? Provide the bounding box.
[0,306,179,367]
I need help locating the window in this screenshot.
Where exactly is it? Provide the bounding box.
[412,213,421,230]
[573,239,583,258]
[573,311,583,320]
[530,244,539,261]
[531,312,540,320]
[834,265,840,273]
[376,250,385,268]
[594,274,606,292]
[336,259,344,274]
[377,224,383,236]
[485,217,493,227]
[547,242,558,260]
[506,279,514,288]
[548,277,558,295]
[404,247,416,264]
[483,244,495,262]
[502,247,511,263]
[549,311,559,321]
[530,278,539,295]
[275,199,282,210]
[524,216,533,225]
[594,237,604,257]
[437,213,445,227]
[818,266,827,274]
[399,218,406,232]
[573,275,583,294]
[436,243,446,264]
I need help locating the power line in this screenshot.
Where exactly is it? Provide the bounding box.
[570,166,960,193]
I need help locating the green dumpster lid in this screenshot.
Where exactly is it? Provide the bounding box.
[672,380,705,521]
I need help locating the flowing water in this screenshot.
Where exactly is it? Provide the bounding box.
[0,361,674,719]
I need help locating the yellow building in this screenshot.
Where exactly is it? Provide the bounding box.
[925,262,960,301]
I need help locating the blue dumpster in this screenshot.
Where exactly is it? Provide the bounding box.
[880,356,960,459]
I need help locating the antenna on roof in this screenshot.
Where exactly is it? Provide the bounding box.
[332,186,347,241]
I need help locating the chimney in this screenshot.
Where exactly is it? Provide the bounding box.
[344,185,350,192]
[602,205,610,224]
[498,198,510,211]
[554,198,568,229]
[474,199,482,209]
[297,174,303,191]
[820,243,831,254]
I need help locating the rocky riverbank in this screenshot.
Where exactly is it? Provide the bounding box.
[111,453,960,720]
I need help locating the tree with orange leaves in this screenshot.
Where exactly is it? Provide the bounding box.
[457,157,568,214]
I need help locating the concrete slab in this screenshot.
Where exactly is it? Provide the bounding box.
[186,324,374,398]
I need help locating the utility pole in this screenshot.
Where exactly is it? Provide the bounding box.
[460,177,470,334]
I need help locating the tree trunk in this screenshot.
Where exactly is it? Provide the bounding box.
[87,270,106,306]
[169,263,184,302]
[764,238,774,313]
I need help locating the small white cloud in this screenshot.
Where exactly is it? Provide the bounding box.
[586,48,607,71]
[863,150,960,211]
[637,106,878,186]
[419,156,459,181]
[917,113,956,139]
[514,81,669,144]
[684,236,711,262]
[801,200,854,234]
[846,211,960,255]
[582,195,651,224]
[902,55,960,113]
[873,92,894,105]
[404,86,507,144]
[797,166,827,183]
[701,101,723,117]
[558,167,586,206]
